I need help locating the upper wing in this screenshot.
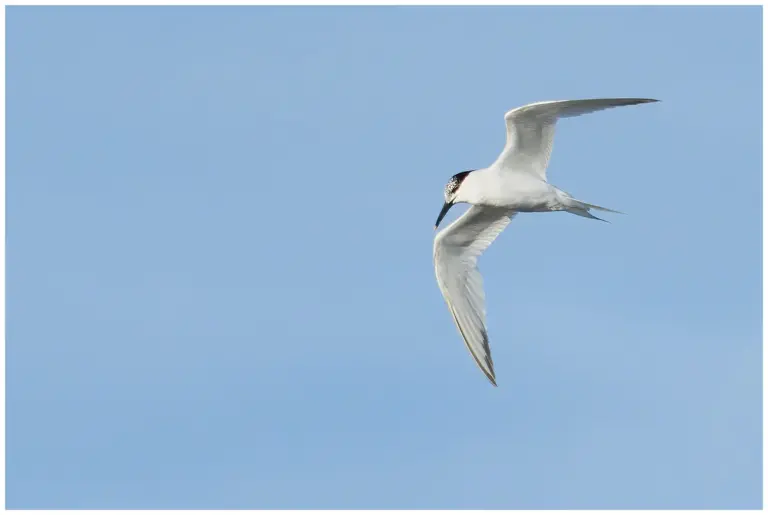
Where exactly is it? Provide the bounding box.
[433,205,517,386]
[492,98,659,180]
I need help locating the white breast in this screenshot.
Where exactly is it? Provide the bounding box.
[458,167,555,210]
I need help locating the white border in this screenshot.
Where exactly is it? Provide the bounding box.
[1,0,766,5]
[0,2,763,514]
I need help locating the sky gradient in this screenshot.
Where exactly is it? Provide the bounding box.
[6,5,762,509]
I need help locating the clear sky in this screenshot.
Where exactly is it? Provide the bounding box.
[6,5,762,509]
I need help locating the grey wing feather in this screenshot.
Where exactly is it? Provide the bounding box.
[495,98,659,179]
[433,205,517,386]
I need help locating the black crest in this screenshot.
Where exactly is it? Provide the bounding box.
[445,170,474,198]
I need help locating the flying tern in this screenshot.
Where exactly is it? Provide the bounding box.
[433,98,658,386]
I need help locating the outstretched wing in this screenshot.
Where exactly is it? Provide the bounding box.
[433,205,517,386]
[493,98,659,180]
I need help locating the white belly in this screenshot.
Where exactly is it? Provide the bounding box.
[475,171,560,212]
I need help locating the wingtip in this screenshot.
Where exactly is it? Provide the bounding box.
[475,365,497,386]
[623,98,660,105]
[485,370,498,387]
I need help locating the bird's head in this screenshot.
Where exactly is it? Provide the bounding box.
[435,170,473,230]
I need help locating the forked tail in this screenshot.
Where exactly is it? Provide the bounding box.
[557,190,624,223]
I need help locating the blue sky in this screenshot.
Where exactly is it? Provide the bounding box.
[6,5,761,509]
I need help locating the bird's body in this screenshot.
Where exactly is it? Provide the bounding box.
[453,167,563,211]
[433,98,658,386]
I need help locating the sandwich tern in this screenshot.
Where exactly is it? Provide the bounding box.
[433,98,658,386]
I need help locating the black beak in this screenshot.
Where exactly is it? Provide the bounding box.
[434,201,453,230]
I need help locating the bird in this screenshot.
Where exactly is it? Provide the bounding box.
[433,98,658,387]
